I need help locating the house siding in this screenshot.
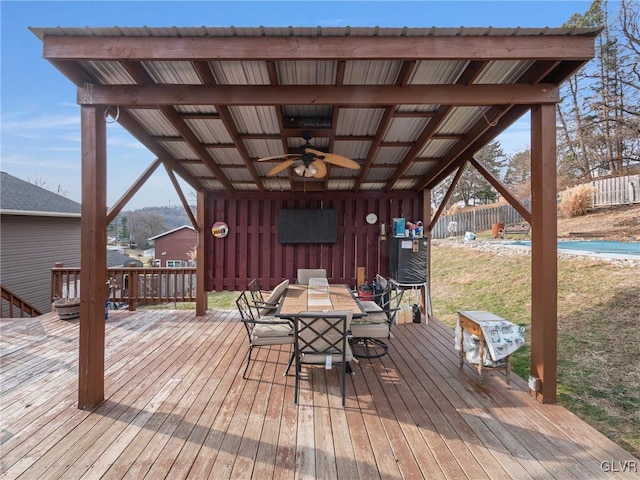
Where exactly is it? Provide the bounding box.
[1,215,81,315]
[153,228,197,267]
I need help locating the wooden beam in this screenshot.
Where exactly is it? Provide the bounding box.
[79,105,107,409]
[196,190,207,316]
[113,109,203,191]
[384,105,452,192]
[422,188,433,318]
[530,103,558,404]
[159,106,235,192]
[354,107,395,191]
[77,83,560,107]
[215,106,265,191]
[107,158,162,224]
[43,34,597,61]
[164,164,199,230]
[469,157,531,223]
[427,159,467,233]
[418,105,529,190]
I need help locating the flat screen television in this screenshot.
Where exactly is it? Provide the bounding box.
[278,208,338,244]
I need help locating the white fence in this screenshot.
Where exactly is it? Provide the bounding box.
[432,202,528,239]
[591,175,640,206]
[431,175,638,239]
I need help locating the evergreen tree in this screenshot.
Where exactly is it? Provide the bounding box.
[453,141,506,206]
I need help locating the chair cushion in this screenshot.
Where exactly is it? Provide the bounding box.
[297,268,327,285]
[350,323,389,338]
[301,343,354,363]
[358,311,387,324]
[251,322,294,345]
[260,279,289,315]
[360,301,383,313]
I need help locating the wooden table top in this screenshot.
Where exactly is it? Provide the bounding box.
[276,284,366,318]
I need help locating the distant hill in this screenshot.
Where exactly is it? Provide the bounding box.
[110,206,195,248]
[126,206,194,231]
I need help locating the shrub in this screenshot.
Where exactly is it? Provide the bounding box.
[559,184,596,217]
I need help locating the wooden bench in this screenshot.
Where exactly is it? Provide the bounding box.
[498,222,530,238]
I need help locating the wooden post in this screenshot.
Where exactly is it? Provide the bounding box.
[128,269,138,311]
[52,262,64,304]
[78,105,107,409]
[196,190,207,316]
[422,188,432,317]
[356,266,366,289]
[530,104,558,404]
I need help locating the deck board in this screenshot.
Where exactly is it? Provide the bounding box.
[1,309,638,479]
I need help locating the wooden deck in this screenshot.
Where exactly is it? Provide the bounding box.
[1,309,638,479]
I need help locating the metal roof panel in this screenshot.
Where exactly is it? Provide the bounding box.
[336,109,385,136]
[209,60,270,85]
[343,60,403,85]
[185,118,234,143]
[128,109,180,136]
[141,60,202,84]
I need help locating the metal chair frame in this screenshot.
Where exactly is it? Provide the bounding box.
[236,291,294,379]
[292,311,352,407]
[350,282,404,358]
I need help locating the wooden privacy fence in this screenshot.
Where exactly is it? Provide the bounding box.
[591,174,640,206]
[205,193,424,292]
[432,202,529,239]
[51,266,197,310]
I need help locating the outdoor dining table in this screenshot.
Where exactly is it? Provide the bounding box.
[275,283,367,318]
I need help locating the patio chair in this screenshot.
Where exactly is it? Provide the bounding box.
[296,268,327,285]
[236,291,294,379]
[350,279,404,358]
[292,310,354,407]
[248,278,289,315]
[247,278,267,304]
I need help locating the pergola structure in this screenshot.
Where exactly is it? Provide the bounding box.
[31,26,599,408]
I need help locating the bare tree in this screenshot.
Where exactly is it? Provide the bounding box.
[27,175,69,197]
[557,0,640,180]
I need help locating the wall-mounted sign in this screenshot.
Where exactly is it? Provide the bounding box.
[211,221,229,238]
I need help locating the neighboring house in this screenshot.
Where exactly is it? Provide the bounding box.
[0,172,81,316]
[107,250,143,268]
[148,225,196,267]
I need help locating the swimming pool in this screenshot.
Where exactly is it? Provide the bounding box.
[505,240,640,258]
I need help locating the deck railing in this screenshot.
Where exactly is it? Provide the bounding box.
[1,285,42,318]
[51,265,197,311]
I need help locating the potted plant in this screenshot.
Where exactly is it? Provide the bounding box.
[54,297,81,320]
[55,276,119,321]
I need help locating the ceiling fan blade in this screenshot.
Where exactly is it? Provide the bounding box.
[305,148,360,170]
[258,153,300,162]
[311,159,327,178]
[266,159,295,176]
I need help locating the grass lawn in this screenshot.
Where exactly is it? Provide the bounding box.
[430,243,640,458]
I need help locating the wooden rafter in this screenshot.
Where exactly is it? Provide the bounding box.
[43,35,597,61]
[77,83,560,107]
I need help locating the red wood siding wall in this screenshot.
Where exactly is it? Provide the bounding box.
[205,192,423,291]
[153,228,197,267]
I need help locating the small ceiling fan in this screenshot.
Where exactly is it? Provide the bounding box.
[257,130,360,178]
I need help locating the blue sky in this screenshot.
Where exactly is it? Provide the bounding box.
[1,0,592,209]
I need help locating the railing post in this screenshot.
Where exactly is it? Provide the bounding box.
[52,262,64,304]
[129,269,138,311]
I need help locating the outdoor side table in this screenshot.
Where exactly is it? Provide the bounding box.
[456,310,525,385]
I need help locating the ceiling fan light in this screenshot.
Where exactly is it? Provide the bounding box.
[293,164,306,176]
[307,164,317,176]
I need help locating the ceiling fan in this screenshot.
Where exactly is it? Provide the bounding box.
[257,130,360,178]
